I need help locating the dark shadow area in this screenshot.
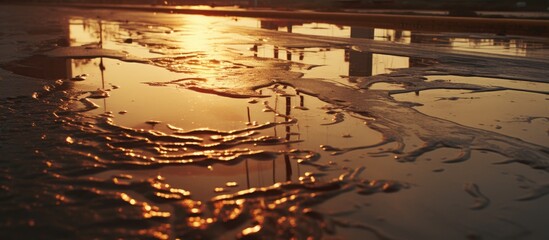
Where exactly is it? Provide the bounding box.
[1,55,71,80]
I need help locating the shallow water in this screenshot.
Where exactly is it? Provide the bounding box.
[1,5,548,240]
[393,76,549,146]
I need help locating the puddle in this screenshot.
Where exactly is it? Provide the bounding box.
[1,5,549,240]
[55,56,384,200]
[256,20,415,43]
[392,88,549,146]
[241,23,416,81]
[245,45,413,83]
[74,58,382,146]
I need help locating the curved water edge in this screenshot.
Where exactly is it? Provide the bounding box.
[0,80,403,239]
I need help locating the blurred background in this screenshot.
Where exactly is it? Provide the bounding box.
[1,0,549,13]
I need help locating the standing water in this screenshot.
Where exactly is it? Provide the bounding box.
[0,5,548,240]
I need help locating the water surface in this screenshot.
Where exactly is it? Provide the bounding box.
[1,5,548,240]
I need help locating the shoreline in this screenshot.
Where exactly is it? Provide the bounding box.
[5,3,549,37]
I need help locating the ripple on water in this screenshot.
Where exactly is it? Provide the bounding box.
[2,6,549,239]
[0,54,387,238]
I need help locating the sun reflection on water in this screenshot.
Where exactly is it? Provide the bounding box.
[2,6,548,240]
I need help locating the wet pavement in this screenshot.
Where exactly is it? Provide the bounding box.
[0,5,548,240]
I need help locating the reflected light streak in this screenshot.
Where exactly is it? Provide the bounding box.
[178,15,217,52]
[241,225,261,236]
[188,5,215,10]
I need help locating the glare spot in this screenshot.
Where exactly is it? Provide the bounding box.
[242,225,261,236]
[226,182,238,187]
